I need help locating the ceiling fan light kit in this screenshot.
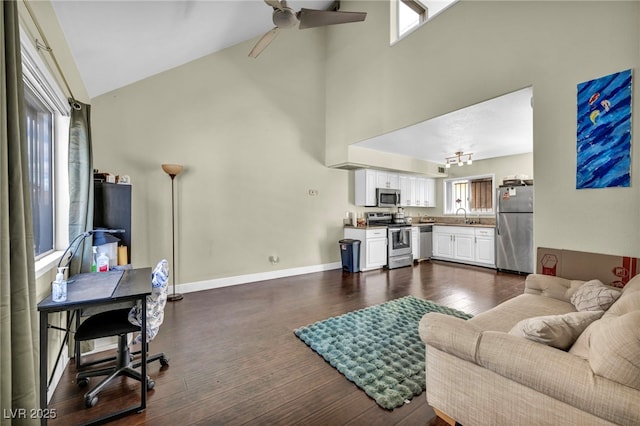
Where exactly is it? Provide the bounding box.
[249,0,367,58]
[445,151,473,168]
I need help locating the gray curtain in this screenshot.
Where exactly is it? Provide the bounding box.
[1,0,40,422]
[68,102,93,275]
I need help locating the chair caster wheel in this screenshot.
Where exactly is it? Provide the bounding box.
[84,395,98,408]
[147,379,155,391]
[77,378,89,388]
[160,356,169,367]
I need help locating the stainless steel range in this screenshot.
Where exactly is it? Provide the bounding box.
[365,212,413,269]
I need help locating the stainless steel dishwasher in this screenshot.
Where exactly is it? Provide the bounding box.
[419,225,433,260]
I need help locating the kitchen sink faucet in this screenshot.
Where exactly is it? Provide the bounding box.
[456,207,468,224]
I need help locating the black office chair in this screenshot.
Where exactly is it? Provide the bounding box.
[75,260,170,408]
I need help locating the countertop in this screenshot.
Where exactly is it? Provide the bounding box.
[428,222,495,228]
[344,222,495,230]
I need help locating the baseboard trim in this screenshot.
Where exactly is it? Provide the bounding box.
[176,262,342,294]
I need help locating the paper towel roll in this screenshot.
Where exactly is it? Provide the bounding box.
[117,246,128,265]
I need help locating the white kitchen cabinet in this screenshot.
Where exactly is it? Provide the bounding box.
[411,226,420,260]
[474,227,495,266]
[453,230,475,262]
[432,225,495,268]
[433,227,455,258]
[414,177,436,207]
[343,227,387,271]
[356,169,435,208]
[376,171,399,190]
[399,175,412,206]
[355,169,377,206]
[423,178,436,207]
[355,169,399,206]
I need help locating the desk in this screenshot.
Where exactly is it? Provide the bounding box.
[37,267,151,426]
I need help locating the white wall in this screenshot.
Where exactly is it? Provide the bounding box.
[326,1,640,258]
[90,30,350,284]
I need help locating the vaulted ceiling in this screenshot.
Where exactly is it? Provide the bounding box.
[49,0,532,163]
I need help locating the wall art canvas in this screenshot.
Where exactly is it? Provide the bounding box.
[576,69,633,189]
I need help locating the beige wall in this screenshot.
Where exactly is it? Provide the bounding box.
[91,29,351,283]
[326,1,640,257]
[24,0,640,285]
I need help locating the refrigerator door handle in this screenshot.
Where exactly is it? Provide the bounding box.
[496,188,501,235]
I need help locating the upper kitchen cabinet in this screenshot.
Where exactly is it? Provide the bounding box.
[376,171,399,190]
[355,169,399,206]
[399,175,436,207]
[355,168,436,207]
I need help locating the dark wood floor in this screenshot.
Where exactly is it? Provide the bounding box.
[48,260,525,425]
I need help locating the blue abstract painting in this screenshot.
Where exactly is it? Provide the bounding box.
[576,69,633,189]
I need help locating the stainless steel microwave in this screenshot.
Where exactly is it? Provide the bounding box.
[376,188,401,207]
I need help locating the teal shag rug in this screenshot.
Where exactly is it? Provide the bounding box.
[294,296,472,410]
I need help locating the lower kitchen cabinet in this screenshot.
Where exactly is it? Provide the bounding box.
[432,225,495,268]
[343,227,387,271]
[475,227,496,266]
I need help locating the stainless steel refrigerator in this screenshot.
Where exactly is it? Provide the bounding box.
[496,185,534,274]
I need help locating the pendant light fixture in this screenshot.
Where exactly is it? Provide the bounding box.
[444,151,473,168]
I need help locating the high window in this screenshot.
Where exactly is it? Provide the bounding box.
[392,0,458,42]
[444,174,495,215]
[398,0,426,38]
[21,30,70,261]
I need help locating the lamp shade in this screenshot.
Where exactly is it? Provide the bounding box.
[161,164,183,176]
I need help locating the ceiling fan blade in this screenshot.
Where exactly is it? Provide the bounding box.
[264,0,285,11]
[297,8,366,30]
[248,27,280,58]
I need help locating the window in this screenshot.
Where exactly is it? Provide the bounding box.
[24,85,54,257]
[444,174,495,215]
[21,29,70,261]
[391,0,458,42]
[398,0,426,38]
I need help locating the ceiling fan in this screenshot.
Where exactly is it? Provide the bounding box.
[249,0,367,58]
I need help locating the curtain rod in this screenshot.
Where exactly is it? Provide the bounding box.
[22,0,81,110]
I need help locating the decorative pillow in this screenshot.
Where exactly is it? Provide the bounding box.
[509,311,604,350]
[589,311,640,389]
[570,279,622,311]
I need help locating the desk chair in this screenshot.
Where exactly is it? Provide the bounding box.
[75,260,170,408]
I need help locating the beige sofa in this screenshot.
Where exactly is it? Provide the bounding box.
[419,273,640,426]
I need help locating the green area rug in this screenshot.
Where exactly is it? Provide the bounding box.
[294,296,472,410]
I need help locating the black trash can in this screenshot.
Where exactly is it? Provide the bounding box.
[339,239,361,272]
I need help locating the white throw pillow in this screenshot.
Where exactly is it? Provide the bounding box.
[509,311,604,350]
[570,279,622,311]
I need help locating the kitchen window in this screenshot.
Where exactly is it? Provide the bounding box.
[444,174,495,215]
[21,29,70,262]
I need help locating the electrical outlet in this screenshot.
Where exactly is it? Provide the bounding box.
[269,255,280,264]
[308,189,319,196]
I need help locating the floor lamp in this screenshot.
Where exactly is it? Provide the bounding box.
[162,164,184,302]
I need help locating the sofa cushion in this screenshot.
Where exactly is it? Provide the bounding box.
[589,311,640,389]
[570,279,621,311]
[509,311,603,350]
[470,294,576,332]
[570,289,640,358]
